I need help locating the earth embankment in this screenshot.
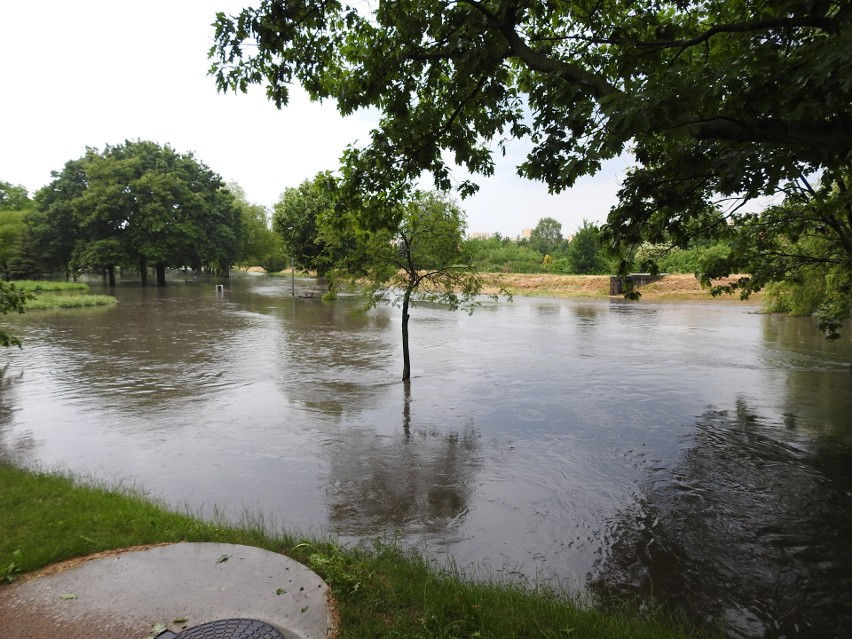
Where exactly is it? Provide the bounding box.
[484,273,761,302]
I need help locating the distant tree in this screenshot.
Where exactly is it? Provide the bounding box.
[272,172,340,277]
[529,217,565,256]
[566,221,612,275]
[466,236,544,273]
[0,211,26,277]
[27,159,87,278]
[0,182,32,211]
[33,141,241,286]
[226,183,280,269]
[331,190,504,381]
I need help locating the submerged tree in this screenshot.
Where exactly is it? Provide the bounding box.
[210,0,852,334]
[330,190,504,381]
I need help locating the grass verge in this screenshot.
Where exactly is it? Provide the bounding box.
[5,279,117,309]
[10,280,89,293]
[23,294,117,309]
[0,463,716,638]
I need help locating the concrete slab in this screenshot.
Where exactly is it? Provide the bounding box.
[0,543,334,639]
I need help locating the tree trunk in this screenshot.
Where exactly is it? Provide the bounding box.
[402,379,411,440]
[139,255,148,287]
[401,287,412,381]
[155,262,167,287]
[106,266,116,288]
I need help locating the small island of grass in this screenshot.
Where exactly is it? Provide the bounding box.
[10,280,118,310]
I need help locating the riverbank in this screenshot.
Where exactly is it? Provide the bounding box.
[247,267,763,304]
[0,463,715,639]
[482,273,763,302]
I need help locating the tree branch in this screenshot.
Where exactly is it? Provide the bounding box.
[459,0,619,99]
[678,117,852,154]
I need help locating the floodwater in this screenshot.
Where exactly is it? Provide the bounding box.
[1,274,851,638]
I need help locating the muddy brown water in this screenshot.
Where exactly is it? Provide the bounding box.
[2,274,851,638]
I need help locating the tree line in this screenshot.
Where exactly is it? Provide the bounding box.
[0,140,284,286]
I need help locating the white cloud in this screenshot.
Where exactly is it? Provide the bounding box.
[0,0,627,236]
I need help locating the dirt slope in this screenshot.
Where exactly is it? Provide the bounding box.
[484,273,761,302]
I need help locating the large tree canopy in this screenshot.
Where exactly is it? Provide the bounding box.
[272,171,341,276]
[32,141,242,286]
[210,0,852,333]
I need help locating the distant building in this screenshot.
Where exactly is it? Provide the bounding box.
[466,231,492,240]
[519,228,532,240]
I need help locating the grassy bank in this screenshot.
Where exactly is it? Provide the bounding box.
[12,280,89,293]
[0,464,715,638]
[6,280,118,309]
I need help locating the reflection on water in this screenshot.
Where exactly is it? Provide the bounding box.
[590,399,852,638]
[1,274,851,638]
[326,385,480,537]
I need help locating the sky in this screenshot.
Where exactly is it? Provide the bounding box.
[0,1,630,238]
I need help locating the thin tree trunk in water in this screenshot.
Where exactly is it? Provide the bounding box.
[156,262,167,287]
[401,287,412,381]
[107,266,116,288]
[402,379,411,440]
[139,256,148,287]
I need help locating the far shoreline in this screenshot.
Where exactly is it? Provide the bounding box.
[481,272,763,303]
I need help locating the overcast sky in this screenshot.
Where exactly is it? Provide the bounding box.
[0,1,630,237]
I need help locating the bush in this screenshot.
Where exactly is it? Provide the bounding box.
[260,254,288,274]
[470,243,544,273]
[655,243,731,274]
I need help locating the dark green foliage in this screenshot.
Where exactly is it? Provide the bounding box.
[0,211,27,278]
[30,141,242,284]
[0,281,30,347]
[272,172,342,276]
[210,0,852,336]
[466,236,545,273]
[566,220,612,275]
[466,223,614,274]
[650,243,732,275]
[529,216,566,256]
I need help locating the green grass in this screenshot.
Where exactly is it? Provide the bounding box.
[0,463,716,638]
[10,280,89,293]
[5,280,116,310]
[23,294,117,309]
